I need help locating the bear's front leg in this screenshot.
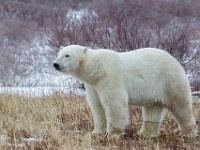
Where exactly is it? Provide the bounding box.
[99,89,130,135]
[85,84,106,135]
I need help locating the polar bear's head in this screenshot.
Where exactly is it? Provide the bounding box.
[53,45,87,74]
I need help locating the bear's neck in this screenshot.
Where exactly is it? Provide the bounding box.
[74,57,107,85]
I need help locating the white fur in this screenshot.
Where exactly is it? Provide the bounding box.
[54,45,197,137]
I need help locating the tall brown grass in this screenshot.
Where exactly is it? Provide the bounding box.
[0,93,199,150]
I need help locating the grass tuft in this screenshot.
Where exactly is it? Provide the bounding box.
[0,93,199,149]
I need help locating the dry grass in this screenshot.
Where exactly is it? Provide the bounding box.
[0,93,199,150]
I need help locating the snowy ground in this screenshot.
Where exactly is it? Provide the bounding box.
[0,86,85,97]
[0,86,199,102]
[0,72,85,97]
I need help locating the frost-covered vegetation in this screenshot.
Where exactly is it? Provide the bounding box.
[0,0,199,90]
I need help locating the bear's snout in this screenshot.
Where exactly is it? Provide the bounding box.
[53,63,62,71]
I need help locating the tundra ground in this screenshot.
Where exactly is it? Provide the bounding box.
[0,93,199,150]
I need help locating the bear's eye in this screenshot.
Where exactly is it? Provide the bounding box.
[65,55,70,57]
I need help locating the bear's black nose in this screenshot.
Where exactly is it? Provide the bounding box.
[53,63,60,70]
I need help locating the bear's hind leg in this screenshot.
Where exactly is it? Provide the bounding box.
[140,104,166,138]
[169,101,198,137]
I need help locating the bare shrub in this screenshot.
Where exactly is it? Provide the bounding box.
[47,0,200,90]
[0,0,199,88]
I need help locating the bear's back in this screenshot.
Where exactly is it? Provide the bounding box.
[118,48,184,74]
[115,48,190,105]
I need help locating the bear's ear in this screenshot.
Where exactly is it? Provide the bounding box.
[83,47,87,54]
[59,46,64,51]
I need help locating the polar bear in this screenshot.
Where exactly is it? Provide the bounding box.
[53,45,197,137]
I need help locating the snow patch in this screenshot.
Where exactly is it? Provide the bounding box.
[0,135,6,142]
[22,137,43,143]
[0,86,85,97]
[67,9,96,21]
